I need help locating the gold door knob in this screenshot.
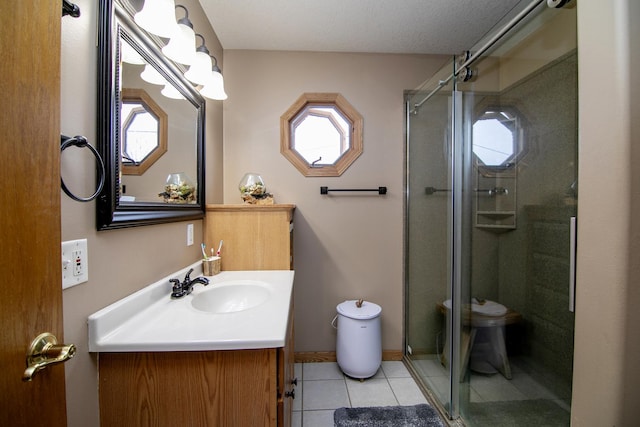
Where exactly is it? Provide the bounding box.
[23,332,76,382]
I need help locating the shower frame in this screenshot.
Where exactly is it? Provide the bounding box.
[403,0,577,423]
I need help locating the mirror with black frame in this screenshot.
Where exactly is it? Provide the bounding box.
[97,0,205,230]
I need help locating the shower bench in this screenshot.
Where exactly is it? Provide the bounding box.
[437,302,522,380]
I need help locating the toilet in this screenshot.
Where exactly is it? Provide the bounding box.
[438,299,522,379]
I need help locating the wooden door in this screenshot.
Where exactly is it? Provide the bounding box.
[0,1,68,425]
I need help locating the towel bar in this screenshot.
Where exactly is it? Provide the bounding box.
[320,186,387,195]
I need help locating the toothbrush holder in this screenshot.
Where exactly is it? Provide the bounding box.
[203,256,221,276]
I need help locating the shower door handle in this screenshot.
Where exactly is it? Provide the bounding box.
[569,216,577,312]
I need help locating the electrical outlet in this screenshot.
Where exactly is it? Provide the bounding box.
[62,239,88,289]
[187,223,194,246]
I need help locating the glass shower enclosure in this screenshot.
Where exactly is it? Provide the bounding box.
[404,2,577,426]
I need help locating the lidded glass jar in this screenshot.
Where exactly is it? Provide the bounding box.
[238,173,266,196]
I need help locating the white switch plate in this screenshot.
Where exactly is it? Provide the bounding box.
[187,223,194,246]
[62,239,89,289]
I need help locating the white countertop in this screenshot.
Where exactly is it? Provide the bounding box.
[88,261,294,352]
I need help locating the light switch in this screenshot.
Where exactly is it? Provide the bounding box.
[187,223,194,246]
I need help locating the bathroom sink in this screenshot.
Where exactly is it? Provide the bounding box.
[88,268,294,352]
[191,280,271,314]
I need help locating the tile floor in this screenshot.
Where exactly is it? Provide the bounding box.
[293,361,435,427]
[411,355,571,411]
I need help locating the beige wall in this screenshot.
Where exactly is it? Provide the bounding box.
[222,50,446,353]
[573,0,640,425]
[59,1,223,426]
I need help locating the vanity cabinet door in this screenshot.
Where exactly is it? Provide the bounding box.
[99,350,278,426]
[205,204,295,271]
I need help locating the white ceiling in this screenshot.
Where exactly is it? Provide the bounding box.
[198,0,524,55]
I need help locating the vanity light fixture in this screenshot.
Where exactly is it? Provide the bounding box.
[161,5,196,65]
[184,34,213,85]
[134,0,178,38]
[199,56,228,100]
[134,1,227,101]
[140,63,166,85]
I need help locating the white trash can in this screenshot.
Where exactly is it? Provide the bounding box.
[332,299,382,379]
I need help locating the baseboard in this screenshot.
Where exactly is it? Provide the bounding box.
[294,350,403,363]
[294,352,336,363]
[382,350,404,361]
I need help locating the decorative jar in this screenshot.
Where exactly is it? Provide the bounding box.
[238,173,266,196]
[160,172,196,203]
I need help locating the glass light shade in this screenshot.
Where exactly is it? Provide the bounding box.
[121,42,145,65]
[161,23,196,65]
[200,71,228,100]
[140,64,165,85]
[184,51,213,85]
[134,0,178,38]
[161,83,185,100]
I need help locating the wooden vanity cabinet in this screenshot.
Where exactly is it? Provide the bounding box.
[278,303,296,426]
[205,204,295,271]
[98,301,296,427]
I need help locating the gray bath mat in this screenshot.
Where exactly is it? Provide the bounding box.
[334,404,444,427]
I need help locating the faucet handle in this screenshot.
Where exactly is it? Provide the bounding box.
[169,278,183,298]
[183,268,194,284]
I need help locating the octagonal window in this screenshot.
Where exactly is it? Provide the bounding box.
[122,106,158,161]
[281,93,363,176]
[120,88,167,176]
[472,109,522,167]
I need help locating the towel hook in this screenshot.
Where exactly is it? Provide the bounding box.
[62,0,80,18]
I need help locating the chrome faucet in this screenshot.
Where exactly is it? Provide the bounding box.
[170,268,209,298]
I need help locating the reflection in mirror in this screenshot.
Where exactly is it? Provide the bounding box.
[473,108,522,167]
[281,93,363,177]
[119,44,198,203]
[122,105,156,162]
[96,0,205,229]
[121,88,167,176]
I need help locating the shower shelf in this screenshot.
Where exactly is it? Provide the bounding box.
[477,211,515,218]
[476,211,516,230]
[475,165,517,231]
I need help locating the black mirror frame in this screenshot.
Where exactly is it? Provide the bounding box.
[96,0,206,230]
